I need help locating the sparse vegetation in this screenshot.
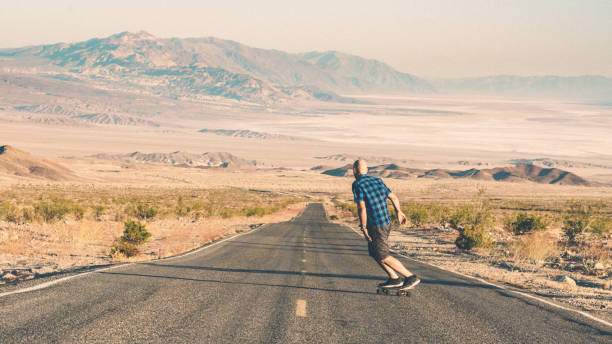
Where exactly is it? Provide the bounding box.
[402,203,429,227]
[508,232,559,266]
[578,245,611,275]
[504,212,548,235]
[92,205,106,221]
[110,220,152,257]
[0,186,305,262]
[562,200,606,242]
[449,202,494,250]
[333,200,358,217]
[131,203,159,220]
[590,216,612,238]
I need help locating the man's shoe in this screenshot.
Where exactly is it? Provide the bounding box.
[402,274,421,289]
[377,278,394,287]
[379,277,403,288]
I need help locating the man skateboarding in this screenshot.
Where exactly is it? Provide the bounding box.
[352,159,420,290]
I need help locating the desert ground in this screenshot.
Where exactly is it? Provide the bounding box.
[1,94,611,320]
[1,92,611,180]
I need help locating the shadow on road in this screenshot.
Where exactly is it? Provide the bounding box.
[138,263,381,280]
[97,271,374,295]
[420,279,498,290]
[131,263,506,292]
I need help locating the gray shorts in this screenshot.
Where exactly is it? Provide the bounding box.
[367,223,391,261]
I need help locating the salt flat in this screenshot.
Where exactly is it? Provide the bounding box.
[1,93,610,183]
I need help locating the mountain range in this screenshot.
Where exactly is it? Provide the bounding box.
[2,31,609,104]
[430,75,612,98]
[320,163,592,186]
[0,31,431,103]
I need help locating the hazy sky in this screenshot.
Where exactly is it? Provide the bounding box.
[1,0,610,77]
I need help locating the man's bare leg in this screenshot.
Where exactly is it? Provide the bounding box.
[381,256,413,277]
[375,260,399,279]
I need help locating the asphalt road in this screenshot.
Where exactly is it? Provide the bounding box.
[1,203,610,343]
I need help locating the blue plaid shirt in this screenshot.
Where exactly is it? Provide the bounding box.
[352,174,392,226]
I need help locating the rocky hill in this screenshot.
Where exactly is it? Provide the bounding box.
[321,163,591,186]
[0,145,76,181]
[91,151,258,168]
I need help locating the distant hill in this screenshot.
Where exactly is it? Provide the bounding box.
[321,163,591,186]
[198,129,309,141]
[0,31,432,104]
[0,145,76,181]
[91,151,258,169]
[507,158,612,170]
[314,154,418,166]
[429,75,612,98]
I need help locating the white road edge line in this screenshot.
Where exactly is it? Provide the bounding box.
[0,222,271,298]
[344,224,612,329]
[0,263,129,298]
[296,299,307,317]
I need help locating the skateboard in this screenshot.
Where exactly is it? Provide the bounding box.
[376,284,413,296]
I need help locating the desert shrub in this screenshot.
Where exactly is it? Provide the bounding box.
[590,217,612,237]
[334,200,358,217]
[428,203,450,227]
[21,208,34,223]
[245,206,270,217]
[71,205,85,220]
[329,214,339,220]
[34,202,69,222]
[450,202,494,250]
[455,225,492,250]
[505,212,548,235]
[132,203,159,220]
[31,197,85,223]
[449,205,474,230]
[508,232,559,265]
[579,246,611,275]
[220,208,237,218]
[176,196,189,217]
[562,201,604,242]
[191,201,204,212]
[110,220,151,257]
[92,205,106,221]
[0,201,8,218]
[121,220,152,244]
[402,203,429,227]
[110,240,140,258]
[1,202,20,223]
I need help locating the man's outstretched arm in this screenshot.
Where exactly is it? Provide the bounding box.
[388,193,407,225]
[357,201,372,242]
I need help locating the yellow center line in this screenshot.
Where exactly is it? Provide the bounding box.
[296,299,307,317]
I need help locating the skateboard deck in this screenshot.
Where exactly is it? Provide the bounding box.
[376,285,413,296]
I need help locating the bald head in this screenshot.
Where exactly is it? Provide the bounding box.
[353,159,368,177]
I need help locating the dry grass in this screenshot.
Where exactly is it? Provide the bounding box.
[507,231,560,266]
[0,185,307,273]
